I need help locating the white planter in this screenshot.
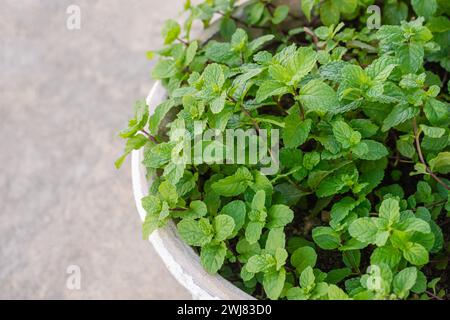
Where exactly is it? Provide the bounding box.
[131,0,303,299]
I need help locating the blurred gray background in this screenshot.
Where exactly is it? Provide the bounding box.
[0,0,191,299]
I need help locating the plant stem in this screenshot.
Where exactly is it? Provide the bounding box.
[389,157,414,164]
[412,118,450,191]
[140,129,157,143]
[425,199,447,209]
[425,290,443,301]
[177,37,189,46]
[298,102,305,120]
[303,27,320,49]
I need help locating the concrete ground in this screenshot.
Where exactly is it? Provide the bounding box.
[0,0,191,299]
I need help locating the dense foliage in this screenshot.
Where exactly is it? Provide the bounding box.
[118,0,450,300]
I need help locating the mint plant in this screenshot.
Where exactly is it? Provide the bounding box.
[118,0,450,300]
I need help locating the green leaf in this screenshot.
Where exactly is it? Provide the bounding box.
[348,218,378,244]
[411,271,427,294]
[248,35,275,54]
[343,250,361,270]
[149,99,175,135]
[162,19,181,44]
[316,167,353,198]
[376,25,404,45]
[379,198,400,224]
[403,242,429,265]
[152,59,177,79]
[203,63,225,89]
[301,0,316,22]
[247,3,265,25]
[115,134,148,169]
[398,44,424,74]
[201,242,227,274]
[424,99,449,126]
[415,181,434,204]
[142,196,167,239]
[246,254,274,273]
[426,16,450,32]
[267,205,294,229]
[210,91,227,114]
[272,5,290,24]
[246,221,264,244]
[291,246,317,273]
[332,120,361,149]
[366,56,398,82]
[333,0,357,14]
[220,200,246,234]
[263,269,286,300]
[205,42,239,65]
[185,41,198,66]
[300,266,315,289]
[411,0,437,19]
[383,1,409,25]
[356,140,389,160]
[288,47,318,84]
[312,227,341,250]
[283,108,312,148]
[341,65,369,90]
[370,246,401,269]
[119,100,149,138]
[181,200,208,219]
[397,218,431,234]
[251,190,266,212]
[142,195,162,215]
[320,1,340,26]
[327,284,350,300]
[275,248,288,270]
[420,124,446,139]
[211,168,253,197]
[286,287,309,300]
[269,64,291,83]
[429,152,450,174]
[255,81,289,103]
[142,213,160,239]
[382,104,419,132]
[397,137,416,158]
[326,268,352,285]
[214,215,235,241]
[393,267,417,298]
[303,152,321,170]
[177,219,212,246]
[231,28,248,51]
[299,80,339,114]
[143,142,175,168]
[220,17,237,41]
[158,181,178,207]
[265,228,286,254]
[252,171,274,196]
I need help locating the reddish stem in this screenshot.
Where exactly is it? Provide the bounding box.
[140,129,157,143]
[412,118,450,191]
